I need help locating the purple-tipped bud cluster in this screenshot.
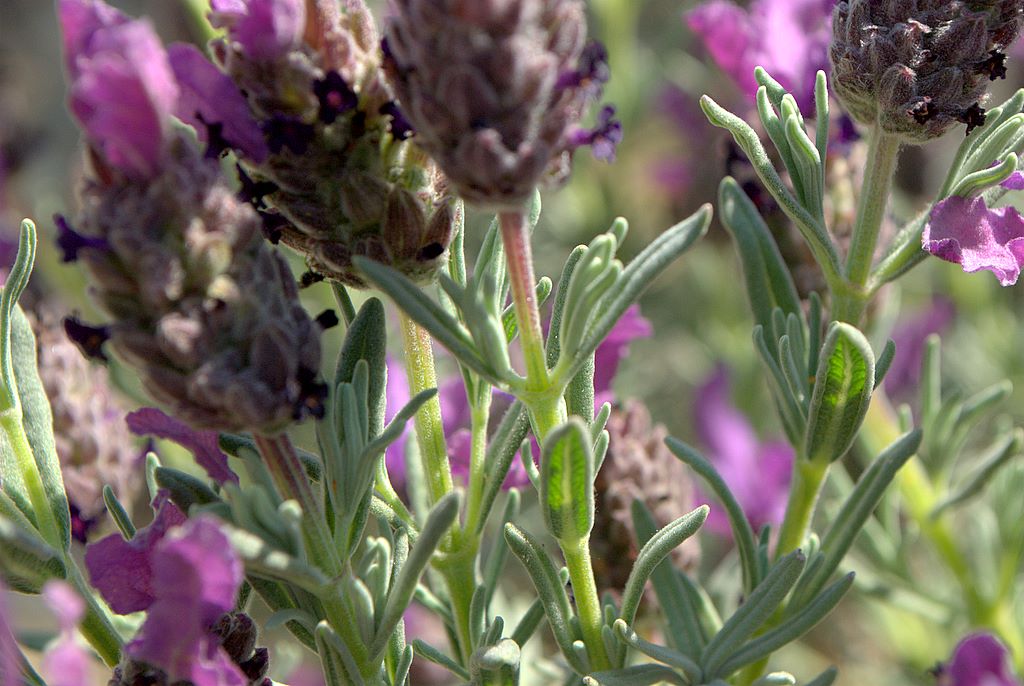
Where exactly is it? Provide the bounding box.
[59,0,324,433]
[210,0,456,286]
[831,0,1024,142]
[384,0,618,209]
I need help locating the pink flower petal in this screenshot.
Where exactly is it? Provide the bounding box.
[923,195,1024,286]
[127,408,238,484]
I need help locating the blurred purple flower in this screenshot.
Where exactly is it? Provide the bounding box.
[59,0,178,178]
[168,43,269,162]
[693,364,793,537]
[923,173,1024,286]
[594,304,652,408]
[209,0,307,62]
[885,297,955,399]
[126,407,239,485]
[41,582,90,686]
[0,584,19,686]
[89,509,246,685]
[686,0,833,114]
[939,633,1022,686]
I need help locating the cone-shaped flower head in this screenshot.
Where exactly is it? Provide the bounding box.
[831,0,1024,142]
[59,0,325,432]
[208,0,456,286]
[384,0,617,209]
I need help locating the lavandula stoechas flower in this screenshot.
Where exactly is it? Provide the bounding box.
[209,0,456,286]
[59,0,325,433]
[31,307,142,541]
[687,0,834,114]
[694,365,794,537]
[40,582,90,686]
[831,0,1024,142]
[384,0,619,209]
[938,633,1022,686]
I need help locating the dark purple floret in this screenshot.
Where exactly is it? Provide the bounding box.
[314,309,339,329]
[195,113,232,160]
[379,101,414,140]
[299,270,325,287]
[235,165,278,209]
[557,41,611,92]
[262,115,316,155]
[256,210,288,243]
[239,648,270,681]
[568,106,623,161]
[68,502,98,544]
[294,366,328,420]
[63,316,110,362]
[958,103,988,135]
[54,214,109,263]
[980,49,1009,80]
[313,71,358,124]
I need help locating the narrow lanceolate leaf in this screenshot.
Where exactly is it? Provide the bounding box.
[0,514,66,593]
[335,298,388,438]
[718,177,803,333]
[470,638,521,686]
[619,506,709,627]
[804,323,875,464]
[612,620,702,684]
[504,523,586,674]
[582,664,689,686]
[540,419,595,543]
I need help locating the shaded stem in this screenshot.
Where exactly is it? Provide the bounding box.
[499,212,549,389]
[0,412,62,549]
[66,560,123,666]
[463,393,492,537]
[775,457,829,559]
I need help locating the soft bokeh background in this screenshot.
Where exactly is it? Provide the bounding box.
[2,1,1023,684]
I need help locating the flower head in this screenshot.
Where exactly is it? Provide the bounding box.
[687,0,833,114]
[939,633,1022,686]
[384,0,616,209]
[694,365,794,536]
[923,173,1024,285]
[831,0,1024,142]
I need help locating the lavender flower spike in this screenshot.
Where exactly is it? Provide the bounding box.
[939,633,1022,686]
[923,173,1024,285]
[385,0,617,208]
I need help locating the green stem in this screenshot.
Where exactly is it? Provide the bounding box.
[399,312,454,507]
[775,457,829,559]
[66,560,123,666]
[435,539,480,664]
[563,537,612,672]
[499,212,549,389]
[463,395,492,537]
[836,128,901,322]
[498,209,611,672]
[0,412,62,549]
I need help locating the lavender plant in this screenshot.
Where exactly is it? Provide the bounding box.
[0,0,1022,685]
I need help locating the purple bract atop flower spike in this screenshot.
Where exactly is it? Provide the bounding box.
[923,173,1024,285]
[127,407,239,485]
[209,0,307,62]
[59,0,178,178]
[384,0,619,209]
[939,633,1022,686]
[694,365,794,537]
[687,0,833,115]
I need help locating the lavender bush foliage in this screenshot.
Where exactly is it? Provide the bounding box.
[0,1,1022,685]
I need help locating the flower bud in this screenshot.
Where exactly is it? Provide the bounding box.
[831,0,1024,142]
[384,0,618,209]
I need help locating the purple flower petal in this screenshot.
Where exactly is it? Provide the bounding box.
[209,0,307,62]
[61,4,179,178]
[41,582,90,686]
[923,194,1024,286]
[167,43,269,162]
[85,493,186,614]
[384,354,412,488]
[885,297,955,399]
[594,304,653,407]
[127,407,238,484]
[941,633,1021,686]
[126,517,245,686]
[0,585,18,686]
[693,365,793,536]
[1001,171,1024,191]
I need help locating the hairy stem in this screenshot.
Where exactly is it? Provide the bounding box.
[775,457,829,559]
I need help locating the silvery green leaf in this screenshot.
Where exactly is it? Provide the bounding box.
[546,246,586,367]
[932,429,1023,516]
[393,643,414,686]
[950,153,1019,197]
[220,433,322,483]
[372,492,460,658]
[101,484,136,540]
[316,621,364,686]
[224,524,328,594]
[476,400,530,535]
[631,501,706,656]
[502,277,551,343]
[714,573,854,678]
[753,326,806,446]
[582,665,689,686]
[805,666,838,686]
[335,298,388,437]
[752,673,796,686]
[619,505,708,627]
[873,339,896,387]
[718,177,803,334]
[561,206,711,385]
[701,551,806,676]
[665,438,760,592]
[813,71,830,166]
[558,234,622,364]
[789,429,920,609]
[154,466,221,515]
[482,490,520,607]
[804,323,875,464]
[612,619,702,684]
[504,522,585,673]
[510,597,546,647]
[413,640,471,681]
[540,418,595,543]
[265,608,319,634]
[246,577,317,649]
[470,638,521,686]
[0,222,36,415]
[0,513,66,593]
